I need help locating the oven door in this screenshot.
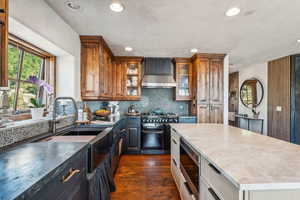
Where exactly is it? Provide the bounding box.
[180,138,199,199]
[141,123,165,149]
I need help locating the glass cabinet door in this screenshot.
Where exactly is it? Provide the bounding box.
[176,62,192,100]
[126,62,140,97]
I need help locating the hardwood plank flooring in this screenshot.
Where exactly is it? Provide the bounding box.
[111,155,181,200]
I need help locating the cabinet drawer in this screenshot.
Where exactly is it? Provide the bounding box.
[31,150,88,200]
[200,177,222,200]
[171,158,181,189]
[171,128,180,142]
[171,135,180,164]
[179,173,196,200]
[201,157,239,200]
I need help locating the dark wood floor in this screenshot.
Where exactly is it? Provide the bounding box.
[111,155,181,200]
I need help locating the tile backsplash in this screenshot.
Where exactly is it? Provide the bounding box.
[82,88,189,115]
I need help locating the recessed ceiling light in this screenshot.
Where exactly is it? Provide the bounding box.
[65,1,81,11]
[110,0,124,12]
[226,7,241,17]
[190,48,198,53]
[297,39,300,43]
[125,46,133,51]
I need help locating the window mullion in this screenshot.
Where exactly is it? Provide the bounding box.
[14,50,25,111]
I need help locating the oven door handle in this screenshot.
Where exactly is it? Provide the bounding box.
[141,129,164,134]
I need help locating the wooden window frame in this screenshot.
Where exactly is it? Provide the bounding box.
[8,34,56,112]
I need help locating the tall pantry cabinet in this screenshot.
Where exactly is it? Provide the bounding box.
[190,54,225,123]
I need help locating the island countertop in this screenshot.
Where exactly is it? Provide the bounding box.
[170,124,300,191]
[0,142,88,200]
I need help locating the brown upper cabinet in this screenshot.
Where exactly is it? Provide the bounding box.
[0,0,8,86]
[190,54,225,123]
[114,57,143,101]
[173,58,193,101]
[80,36,142,101]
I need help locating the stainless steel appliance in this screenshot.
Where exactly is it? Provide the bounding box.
[180,138,199,199]
[142,58,176,88]
[141,112,178,154]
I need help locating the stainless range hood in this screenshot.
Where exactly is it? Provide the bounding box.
[142,58,176,88]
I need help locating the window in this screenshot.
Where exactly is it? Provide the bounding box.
[7,35,56,111]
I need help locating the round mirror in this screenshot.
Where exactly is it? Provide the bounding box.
[240,78,264,108]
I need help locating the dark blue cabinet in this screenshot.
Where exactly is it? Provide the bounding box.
[31,148,88,200]
[125,116,141,154]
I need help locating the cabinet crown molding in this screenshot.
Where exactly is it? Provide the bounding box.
[191,53,226,61]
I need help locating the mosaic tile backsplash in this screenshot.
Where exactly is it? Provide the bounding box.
[82,88,189,115]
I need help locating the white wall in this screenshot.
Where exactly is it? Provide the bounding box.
[9,0,81,100]
[238,63,268,135]
[223,55,229,125]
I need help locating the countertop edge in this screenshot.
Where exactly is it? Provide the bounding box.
[5,142,89,200]
[171,125,300,191]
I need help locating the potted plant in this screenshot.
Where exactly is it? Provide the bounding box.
[30,97,45,120]
[27,76,54,120]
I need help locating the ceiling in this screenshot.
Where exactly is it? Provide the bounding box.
[45,0,300,68]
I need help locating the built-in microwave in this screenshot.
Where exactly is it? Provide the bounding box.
[180,138,199,199]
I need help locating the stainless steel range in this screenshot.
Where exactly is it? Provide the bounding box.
[141,112,178,154]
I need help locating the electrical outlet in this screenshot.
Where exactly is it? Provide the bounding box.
[276,106,282,112]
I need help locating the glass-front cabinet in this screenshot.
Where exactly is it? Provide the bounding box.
[125,61,141,99]
[174,58,193,101]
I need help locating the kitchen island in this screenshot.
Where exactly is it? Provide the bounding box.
[170,124,300,200]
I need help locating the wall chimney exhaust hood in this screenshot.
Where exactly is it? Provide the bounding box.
[142,58,176,88]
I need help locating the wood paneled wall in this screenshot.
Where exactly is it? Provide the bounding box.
[229,72,239,112]
[268,56,291,142]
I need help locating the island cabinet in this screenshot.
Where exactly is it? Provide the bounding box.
[0,0,8,86]
[171,124,300,200]
[190,54,225,123]
[174,58,193,101]
[80,35,143,101]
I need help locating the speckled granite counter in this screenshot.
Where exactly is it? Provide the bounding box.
[171,124,300,190]
[0,142,88,200]
[0,115,75,148]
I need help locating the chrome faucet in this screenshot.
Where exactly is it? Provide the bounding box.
[52,97,78,135]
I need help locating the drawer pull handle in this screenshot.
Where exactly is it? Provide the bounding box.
[208,188,221,200]
[62,169,80,183]
[172,139,177,145]
[208,163,221,174]
[184,182,193,195]
[172,158,177,166]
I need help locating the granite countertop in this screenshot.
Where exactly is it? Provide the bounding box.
[171,124,300,190]
[0,142,88,200]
